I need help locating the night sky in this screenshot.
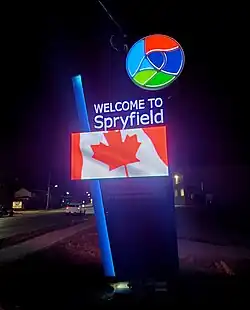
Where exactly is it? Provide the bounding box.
[1,2,248,189]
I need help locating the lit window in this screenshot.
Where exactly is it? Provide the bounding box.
[180,189,185,197]
[175,189,178,197]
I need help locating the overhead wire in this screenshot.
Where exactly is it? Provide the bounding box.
[98,0,128,52]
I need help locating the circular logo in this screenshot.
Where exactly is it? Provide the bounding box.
[126,34,185,90]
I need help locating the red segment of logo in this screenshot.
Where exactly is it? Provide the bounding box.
[145,34,179,54]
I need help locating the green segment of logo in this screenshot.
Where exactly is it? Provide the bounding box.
[133,70,156,85]
[133,69,175,88]
[145,72,175,88]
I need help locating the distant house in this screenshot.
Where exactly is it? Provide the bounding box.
[173,173,186,206]
[14,188,41,210]
[176,166,250,207]
[14,188,33,199]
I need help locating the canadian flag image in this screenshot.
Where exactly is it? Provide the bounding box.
[71,125,169,180]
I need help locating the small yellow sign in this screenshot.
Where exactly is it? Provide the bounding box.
[12,201,23,209]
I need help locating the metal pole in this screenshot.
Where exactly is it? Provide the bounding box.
[45,172,51,210]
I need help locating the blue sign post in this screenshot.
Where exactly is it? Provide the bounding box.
[72,75,115,277]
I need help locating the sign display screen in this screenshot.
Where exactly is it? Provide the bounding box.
[71,125,169,180]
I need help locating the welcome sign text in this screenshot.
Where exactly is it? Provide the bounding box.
[93,97,164,130]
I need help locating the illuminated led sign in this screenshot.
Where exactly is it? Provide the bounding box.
[93,97,164,131]
[71,125,169,180]
[126,34,185,90]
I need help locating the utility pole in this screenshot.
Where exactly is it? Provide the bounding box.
[201,181,204,192]
[45,172,51,210]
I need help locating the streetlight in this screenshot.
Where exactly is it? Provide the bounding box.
[54,184,58,188]
[173,174,179,185]
[66,191,69,195]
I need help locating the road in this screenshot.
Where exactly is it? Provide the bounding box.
[0,210,85,241]
[1,206,250,247]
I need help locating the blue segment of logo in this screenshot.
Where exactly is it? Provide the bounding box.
[126,39,145,77]
[162,49,184,75]
[140,57,154,71]
[147,51,165,70]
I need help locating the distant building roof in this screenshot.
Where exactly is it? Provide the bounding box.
[14,188,32,198]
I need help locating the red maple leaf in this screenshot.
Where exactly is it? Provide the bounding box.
[91,131,141,177]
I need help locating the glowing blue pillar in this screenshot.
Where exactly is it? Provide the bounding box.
[72,75,115,277]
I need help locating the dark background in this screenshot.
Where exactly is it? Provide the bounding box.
[1,2,248,190]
